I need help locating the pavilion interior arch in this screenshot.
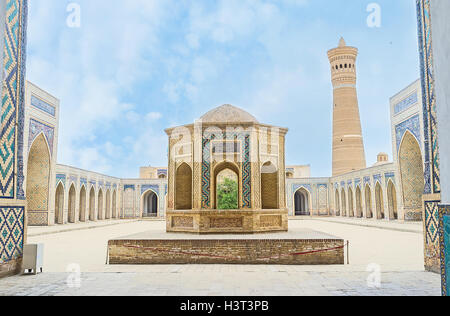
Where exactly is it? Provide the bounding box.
[213,161,240,210]
[175,163,192,210]
[261,161,279,210]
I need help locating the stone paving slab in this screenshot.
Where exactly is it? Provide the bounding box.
[307,217,423,234]
[0,270,440,296]
[28,219,138,237]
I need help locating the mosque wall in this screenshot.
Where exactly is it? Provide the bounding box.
[53,165,121,223]
[121,179,167,218]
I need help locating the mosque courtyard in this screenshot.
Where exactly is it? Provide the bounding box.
[0,219,439,296]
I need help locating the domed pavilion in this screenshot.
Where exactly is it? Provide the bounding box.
[164,104,289,234]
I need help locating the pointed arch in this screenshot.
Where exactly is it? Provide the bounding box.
[68,184,76,223]
[79,185,87,222]
[261,161,278,210]
[26,133,51,226]
[348,187,354,217]
[398,131,424,220]
[365,184,373,219]
[387,180,398,220]
[55,182,65,225]
[175,163,192,210]
[112,190,117,219]
[375,182,385,219]
[214,161,240,210]
[142,189,158,217]
[105,189,111,219]
[355,185,363,218]
[294,187,311,216]
[98,189,104,220]
[89,186,96,221]
[335,189,340,216]
[341,188,347,217]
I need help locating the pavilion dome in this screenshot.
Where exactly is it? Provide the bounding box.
[200,104,259,124]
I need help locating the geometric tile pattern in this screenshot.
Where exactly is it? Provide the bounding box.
[373,174,382,185]
[417,0,440,195]
[242,135,251,208]
[364,176,371,187]
[141,184,159,196]
[28,118,54,156]
[385,172,395,185]
[417,0,442,274]
[56,173,66,188]
[0,0,27,199]
[157,169,167,177]
[201,132,251,209]
[0,207,24,264]
[425,201,440,245]
[438,205,450,296]
[395,115,422,153]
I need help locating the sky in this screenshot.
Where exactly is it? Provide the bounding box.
[27,0,421,178]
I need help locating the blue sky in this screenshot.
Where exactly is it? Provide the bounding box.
[27,0,420,178]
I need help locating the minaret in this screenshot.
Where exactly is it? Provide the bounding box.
[328,37,366,176]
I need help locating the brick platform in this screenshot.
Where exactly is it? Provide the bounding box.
[108,228,345,265]
[166,209,289,234]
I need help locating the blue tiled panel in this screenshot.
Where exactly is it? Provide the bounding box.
[0,207,24,264]
[293,184,312,193]
[444,215,450,296]
[141,185,159,196]
[30,95,56,116]
[395,114,422,152]
[394,92,418,115]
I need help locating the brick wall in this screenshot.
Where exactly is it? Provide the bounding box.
[109,238,344,265]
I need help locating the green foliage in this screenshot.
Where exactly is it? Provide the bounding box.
[217,178,238,210]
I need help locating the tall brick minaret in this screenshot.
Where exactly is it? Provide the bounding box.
[328,38,366,176]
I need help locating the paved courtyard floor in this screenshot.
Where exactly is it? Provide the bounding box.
[0,219,441,296]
